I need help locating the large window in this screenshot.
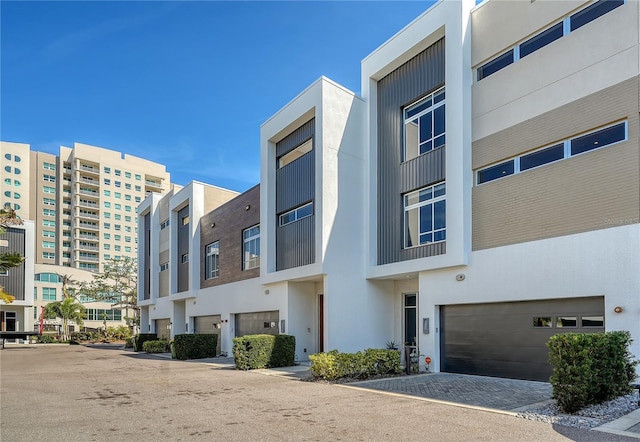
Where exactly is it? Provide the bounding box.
[243,225,260,270]
[86,309,122,321]
[205,242,219,279]
[42,287,56,301]
[404,182,446,248]
[403,87,445,162]
[279,202,313,226]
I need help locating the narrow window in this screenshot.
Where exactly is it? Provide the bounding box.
[404,182,446,248]
[533,317,552,327]
[243,225,260,270]
[205,242,219,279]
[581,315,604,327]
[477,49,514,81]
[570,0,624,32]
[570,122,626,156]
[477,160,515,184]
[519,22,564,58]
[278,139,312,168]
[279,202,313,226]
[556,316,577,328]
[520,143,564,171]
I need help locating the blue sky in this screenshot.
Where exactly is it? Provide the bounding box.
[1,1,433,191]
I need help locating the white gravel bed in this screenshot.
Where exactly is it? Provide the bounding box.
[517,391,639,429]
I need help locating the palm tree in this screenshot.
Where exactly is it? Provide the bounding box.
[44,297,87,340]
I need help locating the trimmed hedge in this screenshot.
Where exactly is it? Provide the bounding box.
[133,333,158,352]
[309,349,402,381]
[548,331,638,413]
[173,334,217,360]
[143,339,170,353]
[233,334,295,370]
[70,331,102,342]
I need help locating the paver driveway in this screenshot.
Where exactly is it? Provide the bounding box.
[352,372,553,411]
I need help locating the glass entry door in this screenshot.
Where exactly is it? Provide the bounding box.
[404,294,417,346]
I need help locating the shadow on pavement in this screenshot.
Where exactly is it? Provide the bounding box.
[552,423,639,442]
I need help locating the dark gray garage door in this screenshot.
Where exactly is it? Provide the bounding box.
[235,311,279,337]
[194,315,222,356]
[440,296,604,381]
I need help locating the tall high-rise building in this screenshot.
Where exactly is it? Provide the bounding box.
[28,143,171,270]
[1,140,173,333]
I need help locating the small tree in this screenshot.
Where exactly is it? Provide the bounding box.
[81,257,139,332]
[0,204,24,305]
[44,297,87,340]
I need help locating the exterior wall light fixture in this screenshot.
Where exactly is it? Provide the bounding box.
[614,306,624,313]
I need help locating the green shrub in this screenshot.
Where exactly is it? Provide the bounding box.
[173,334,218,360]
[548,331,638,413]
[70,331,102,342]
[133,333,157,352]
[309,348,402,381]
[233,334,296,370]
[142,339,170,353]
[37,335,55,344]
[124,337,134,348]
[105,325,132,341]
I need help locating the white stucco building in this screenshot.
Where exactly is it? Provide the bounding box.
[139,0,640,381]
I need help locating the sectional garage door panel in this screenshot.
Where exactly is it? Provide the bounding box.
[235,311,279,337]
[194,315,222,356]
[440,297,604,381]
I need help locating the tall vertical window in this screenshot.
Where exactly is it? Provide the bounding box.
[404,182,446,248]
[205,242,219,279]
[243,225,260,270]
[403,87,445,162]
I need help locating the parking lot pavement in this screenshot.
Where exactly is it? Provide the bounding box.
[350,372,553,412]
[3,344,639,442]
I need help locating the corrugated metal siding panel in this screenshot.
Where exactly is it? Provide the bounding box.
[143,213,150,300]
[400,242,446,262]
[276,119,315,158]
[276,152,315,213]
[377,38,446,265]
[399,146,446,194]
[1,228,26,300]
[177,206,190,293]
[276,215,315,271]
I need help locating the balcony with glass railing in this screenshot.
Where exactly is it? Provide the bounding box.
[79,165,99,175]
[76,253,99,262]
[77,233,99,241]
[77,222,99,231]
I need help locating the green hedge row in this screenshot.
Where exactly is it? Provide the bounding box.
[309,349,402,381]
[133,333,158,352]
[143,339,170,353]
[233,334,295,370]
[173,334,217,360]
[548,331,638,413]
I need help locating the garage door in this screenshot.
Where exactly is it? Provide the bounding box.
[235,311,279,337]
[194,315,222,356]
[440,296,604,381]
[155,318,171,340]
